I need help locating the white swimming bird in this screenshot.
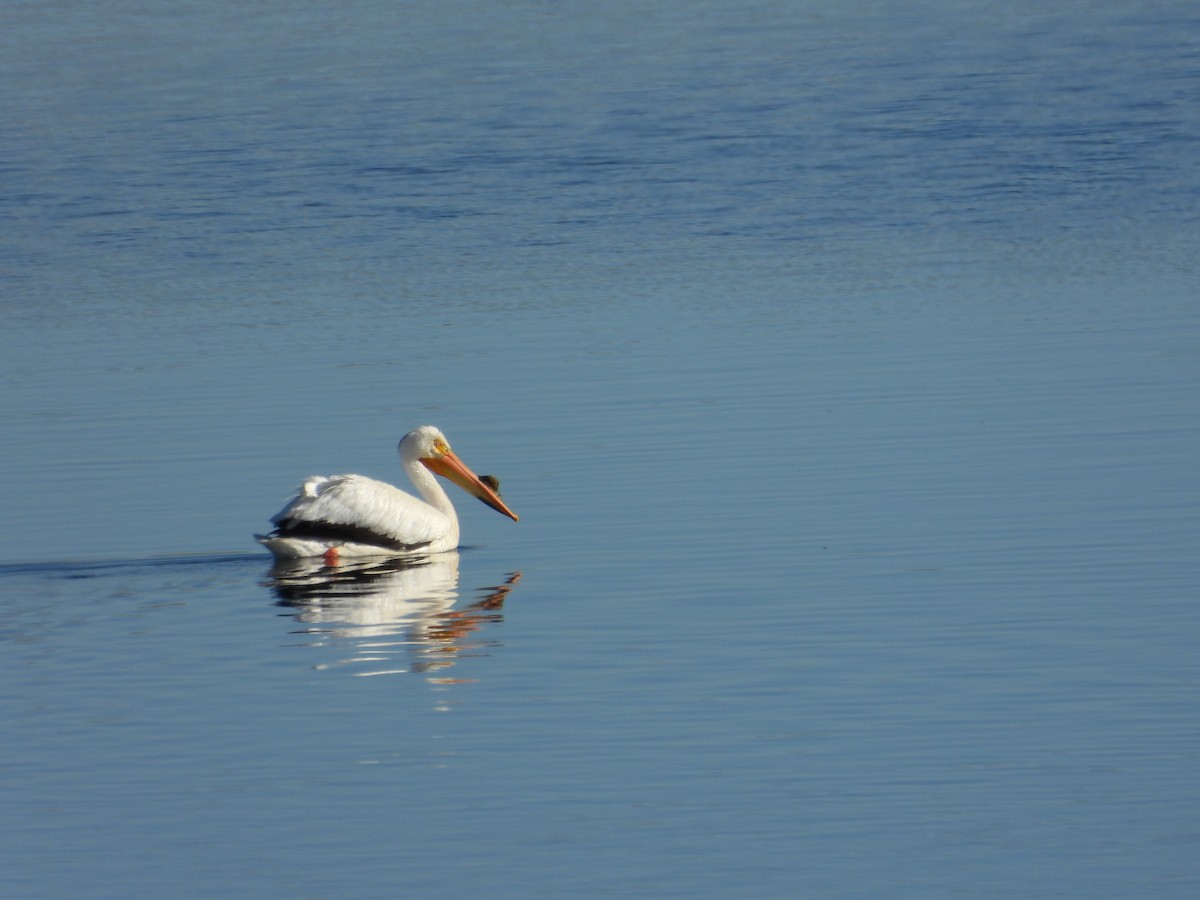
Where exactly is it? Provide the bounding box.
[257,425,518,562]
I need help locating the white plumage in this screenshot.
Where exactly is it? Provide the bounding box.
[257,425,518,561]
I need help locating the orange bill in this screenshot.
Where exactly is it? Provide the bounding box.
[422,449,519,521]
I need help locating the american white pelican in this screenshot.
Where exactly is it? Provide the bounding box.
[257,425,518,562]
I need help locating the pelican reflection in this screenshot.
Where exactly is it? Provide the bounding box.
[266,551,520,680]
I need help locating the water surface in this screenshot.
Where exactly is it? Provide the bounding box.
[2,1,1199,897]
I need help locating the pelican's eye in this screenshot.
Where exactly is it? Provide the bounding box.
[432,438,451,456]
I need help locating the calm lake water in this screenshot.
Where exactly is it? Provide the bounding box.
[3,1,1199,897]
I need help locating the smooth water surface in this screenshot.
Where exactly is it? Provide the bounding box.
[3,1,1199,897]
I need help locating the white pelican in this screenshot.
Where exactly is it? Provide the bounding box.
[257,425,518,562]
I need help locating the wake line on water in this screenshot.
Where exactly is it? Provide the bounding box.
[0,552,265,578]
[0,544,498,578]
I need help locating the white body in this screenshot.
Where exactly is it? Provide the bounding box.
[257,426,516,561]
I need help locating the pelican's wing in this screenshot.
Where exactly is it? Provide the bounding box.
[270,474,449,550]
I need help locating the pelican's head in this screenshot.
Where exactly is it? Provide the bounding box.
[401,425,519,521]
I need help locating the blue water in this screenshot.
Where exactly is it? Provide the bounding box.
[3,1,1199,897]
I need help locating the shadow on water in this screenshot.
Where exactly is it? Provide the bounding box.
[264,550,522,680]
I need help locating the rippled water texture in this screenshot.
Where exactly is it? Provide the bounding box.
[2,1,1199,897]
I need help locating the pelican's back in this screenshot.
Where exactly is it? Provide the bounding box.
[261,474,454,558]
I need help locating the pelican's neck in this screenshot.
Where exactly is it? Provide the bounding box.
[402,449,460,542]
